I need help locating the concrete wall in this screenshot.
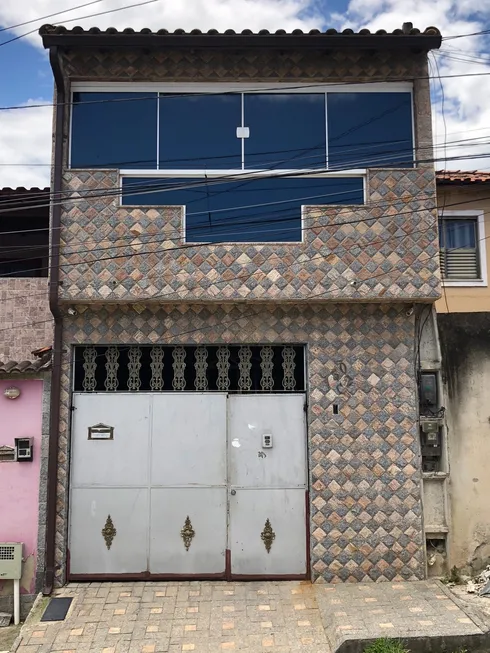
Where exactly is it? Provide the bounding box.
[438,312,490,572]
[0,379,43,616]
[436,186,490,314]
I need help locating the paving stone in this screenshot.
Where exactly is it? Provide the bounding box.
[16,580,487,653]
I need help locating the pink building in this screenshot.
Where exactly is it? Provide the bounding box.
[0,187,52,619]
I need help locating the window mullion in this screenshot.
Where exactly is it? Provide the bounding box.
[241,93,245,171]
[156,92,160,170]
[474,219,481,279]
[325,92,329,170]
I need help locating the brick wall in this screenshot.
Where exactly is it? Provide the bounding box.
[0,279,52,361]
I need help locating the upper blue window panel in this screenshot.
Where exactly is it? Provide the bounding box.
[71,92,157,169]
[159,94,241,169]
[121,176,364,242]
[327,92,413,169]
[244,94,326,170]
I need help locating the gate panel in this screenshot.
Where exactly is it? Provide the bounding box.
[69,394,151,575]
[70,394,151,487]
[69,488,149,574]
[150,488,226,574]
[228,394,306,488]
[149,394,227,574]
[151,394,227,486]
[229,489,306,575]
[228,395,307,576]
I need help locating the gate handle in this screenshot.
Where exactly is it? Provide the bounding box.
[231,489,236,495]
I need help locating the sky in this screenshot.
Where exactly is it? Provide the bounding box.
[0,0,489,188]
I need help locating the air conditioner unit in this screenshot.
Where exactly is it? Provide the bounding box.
[0,543,22,580]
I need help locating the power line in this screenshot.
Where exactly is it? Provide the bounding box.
[0,137,472,215]
[443,28,490,41]
[0,145,486,223]
[0,0,160,47]
[432,52,451,314]
[8,182,486,280]
[0,256,439,367]
[1,128,487,180]
[5,71,490,112]
[0,186,440,263]
[0,0,105,33]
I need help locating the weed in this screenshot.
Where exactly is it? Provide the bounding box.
[364,638,410,653]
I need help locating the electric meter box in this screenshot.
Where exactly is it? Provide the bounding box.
[0,543,22,580]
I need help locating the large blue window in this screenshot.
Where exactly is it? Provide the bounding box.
[327,92,413,169]
[121,176,364,242]
[244,94,326,169]
[71,92,157,169]
[70,90,414,172]
[159,94,241,169]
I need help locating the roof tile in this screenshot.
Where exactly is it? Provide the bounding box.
[0,351,52,375]
[436,170,490,184]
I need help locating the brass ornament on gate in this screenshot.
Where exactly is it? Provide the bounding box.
[181,516,195,551]
[261,518,276,553]
[102,515,117,550]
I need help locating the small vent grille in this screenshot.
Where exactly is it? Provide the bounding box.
[440,248,480,280]
[0,546,15,560]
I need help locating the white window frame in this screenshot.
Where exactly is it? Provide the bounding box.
[120,170,366,245]
[70,81,414,174]
[439,209,487,287]
[70,81,412,244]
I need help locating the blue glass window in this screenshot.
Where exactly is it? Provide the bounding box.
[244,94,326,170]
[121,176,364,242]
[327,92,413,169]
[159,94,241,169]
[71,92,157,169]
[439,219,477,249]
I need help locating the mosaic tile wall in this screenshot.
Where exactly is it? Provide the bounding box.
[54,302,425,584]
[58,168,440,303]
[61,47,433,165]
[56,46,440,304]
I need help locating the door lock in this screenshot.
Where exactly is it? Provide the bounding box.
[231,489,236,495]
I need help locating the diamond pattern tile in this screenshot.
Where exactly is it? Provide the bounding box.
[58,169,440,302]
[54,303,425,585]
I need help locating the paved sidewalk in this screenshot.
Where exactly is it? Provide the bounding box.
[315,580,489,653]
[13,580,490,653]
[15,581,328,653]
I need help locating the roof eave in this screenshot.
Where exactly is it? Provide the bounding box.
[39,32,442,52]
[436,179,490,186]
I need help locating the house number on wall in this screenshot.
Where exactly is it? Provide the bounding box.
[88,423,114,440]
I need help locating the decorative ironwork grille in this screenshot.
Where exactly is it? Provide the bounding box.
[74,345,305,393]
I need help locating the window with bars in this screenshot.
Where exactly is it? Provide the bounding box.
[73,345,305,393]
[439,216,481,281]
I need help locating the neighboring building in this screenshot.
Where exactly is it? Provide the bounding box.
[40,24,442,586]
[434,171,490,574]
[0,187,52,617]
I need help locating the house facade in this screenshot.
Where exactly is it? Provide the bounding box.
[434,171,490,574]
[0,187,52,617]
[40,24,442,586]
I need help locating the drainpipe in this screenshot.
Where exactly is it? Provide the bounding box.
[43,45,65,595]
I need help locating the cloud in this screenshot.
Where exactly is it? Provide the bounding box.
[0,0,321,187]
[0,100,51,188]
[1,0,490,186]
[329,0,490,171]
[0,0,322,48]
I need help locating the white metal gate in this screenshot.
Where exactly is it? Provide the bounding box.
[69,393,307,579]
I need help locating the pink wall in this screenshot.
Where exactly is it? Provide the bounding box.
[0,380,43,596]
